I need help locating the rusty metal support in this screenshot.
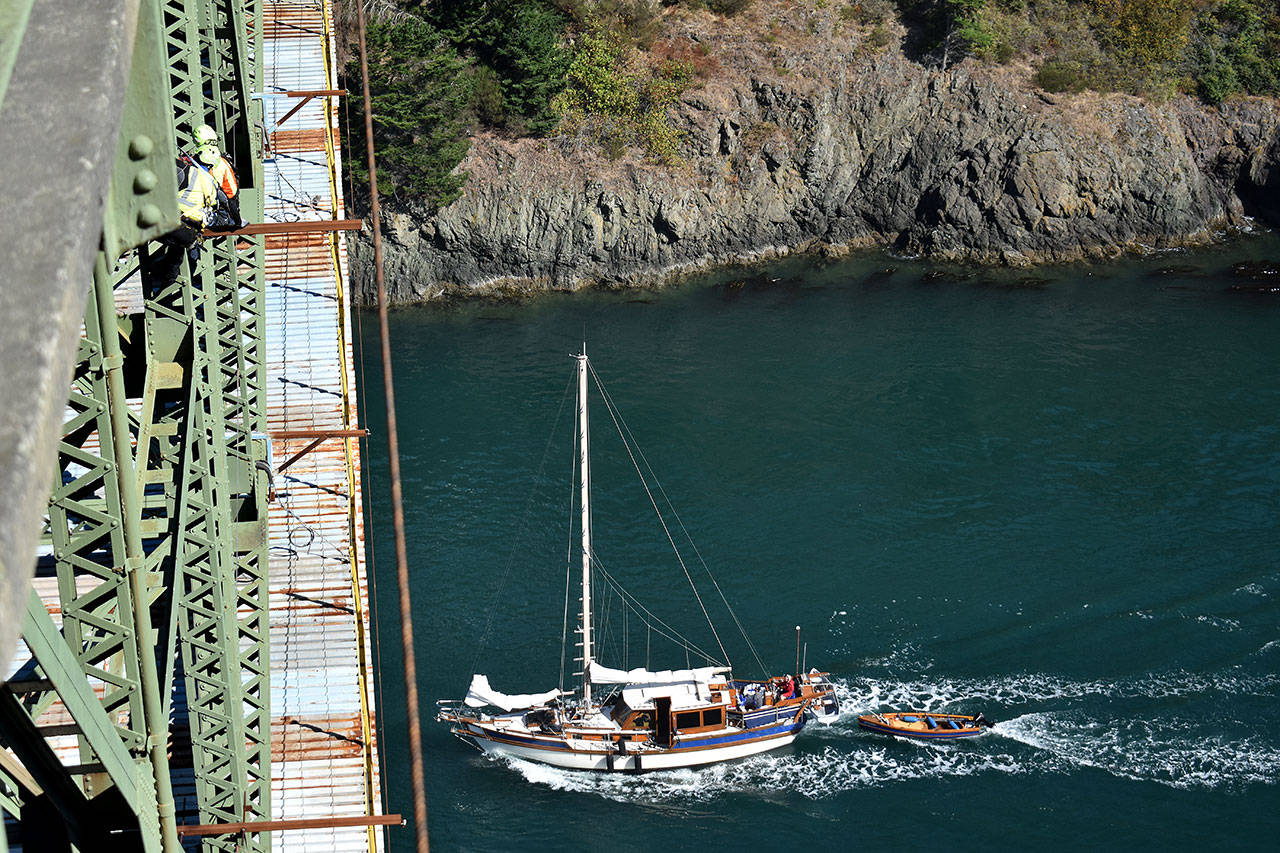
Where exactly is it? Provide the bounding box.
[177,814,404,837]
[270,429,368,439]
[272,88,345,128]
[272,429,369,474]
[226,219,362,236]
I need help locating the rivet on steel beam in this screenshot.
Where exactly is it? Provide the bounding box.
[138,204,163,227]
[129,135,154,160]
[135,169,158,194]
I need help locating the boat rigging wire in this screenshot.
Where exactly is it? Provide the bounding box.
[354,4,428,849]
[588,362,770,679]
[587,361,733,667]
[559,392,579,697]
[590,553,724,666]
[467,372,575,679]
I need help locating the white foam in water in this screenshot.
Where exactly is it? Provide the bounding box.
[498,742,1027,803]
[997,712,1280,790]
[493,668,1279,802]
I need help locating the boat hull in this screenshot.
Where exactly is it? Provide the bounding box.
[453,716,807,772]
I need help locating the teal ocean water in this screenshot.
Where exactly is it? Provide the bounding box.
[359,236,1280,851]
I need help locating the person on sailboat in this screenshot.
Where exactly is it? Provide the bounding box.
[782,674,796,700]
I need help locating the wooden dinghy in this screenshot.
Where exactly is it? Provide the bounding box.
[857,711,992,739]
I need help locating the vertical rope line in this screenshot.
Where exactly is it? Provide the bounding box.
[354,4,429,851]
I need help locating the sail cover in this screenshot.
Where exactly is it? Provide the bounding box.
[587,662,730,686]
[464,674,562,711]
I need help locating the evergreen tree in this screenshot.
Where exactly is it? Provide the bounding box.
[344,18,472,210]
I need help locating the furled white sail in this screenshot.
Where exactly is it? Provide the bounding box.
[587,661,730,686]
[464,674,562,712]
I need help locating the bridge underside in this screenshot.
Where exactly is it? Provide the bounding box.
[0,1,383,851]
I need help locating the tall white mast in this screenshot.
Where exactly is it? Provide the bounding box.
[577,350,593,708]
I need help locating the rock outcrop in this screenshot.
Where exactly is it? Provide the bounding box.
[353,9,1280,303]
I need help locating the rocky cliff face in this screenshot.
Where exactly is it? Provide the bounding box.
[353,12,1280,304]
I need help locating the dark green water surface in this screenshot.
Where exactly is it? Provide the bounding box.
[359,237,1280,851]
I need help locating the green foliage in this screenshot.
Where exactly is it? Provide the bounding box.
[897,0,996,63]
[1092,0,1193,77]
[1190,0,1280,102]
[344,18,470,210]
[427,0,570,134]
[1035,58,1090,91]
[471,65,506,127]
[708,0,756,14]
[552,26,693,162]
[948,0,996,55]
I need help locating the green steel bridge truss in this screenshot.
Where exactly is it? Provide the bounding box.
[1,1,273,850]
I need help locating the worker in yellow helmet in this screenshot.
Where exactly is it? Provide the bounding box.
[144,152,218,286]
[194,123,242,227]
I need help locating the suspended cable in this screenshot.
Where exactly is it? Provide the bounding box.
[353,4,428,851]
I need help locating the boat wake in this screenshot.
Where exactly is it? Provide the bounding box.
[489,668,1280,801]
[994,712,1280,790]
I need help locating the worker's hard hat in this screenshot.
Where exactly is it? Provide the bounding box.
[196,144,220,166]
[193,124,218,146]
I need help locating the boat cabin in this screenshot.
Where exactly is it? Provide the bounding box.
[601,679,734,746]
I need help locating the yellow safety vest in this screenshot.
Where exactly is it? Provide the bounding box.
[209,156,238,199]
[177,164,217,226]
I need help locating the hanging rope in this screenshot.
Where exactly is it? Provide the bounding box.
[353,3,427,850]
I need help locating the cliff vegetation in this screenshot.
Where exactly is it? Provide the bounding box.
[337,0,1280,300]
[342,0,1279,209]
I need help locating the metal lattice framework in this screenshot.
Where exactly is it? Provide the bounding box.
[158,0,271,848]
[3,1,269,851]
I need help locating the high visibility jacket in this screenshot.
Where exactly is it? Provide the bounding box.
[208,155,238,199]
[178,163,217,226]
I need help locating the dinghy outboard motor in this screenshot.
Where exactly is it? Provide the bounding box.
[973,713,993,728]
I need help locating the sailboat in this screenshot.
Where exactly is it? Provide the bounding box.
[437,351,840,773]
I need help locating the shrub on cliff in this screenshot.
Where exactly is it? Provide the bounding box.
[1189,0,1280,103]
[1091,0,1194,96]
[343,18,471,211]
[553,25,693,162]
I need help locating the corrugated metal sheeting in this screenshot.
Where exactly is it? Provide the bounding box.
[261,3,384,852]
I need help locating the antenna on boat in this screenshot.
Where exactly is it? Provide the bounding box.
[795,626,801,679]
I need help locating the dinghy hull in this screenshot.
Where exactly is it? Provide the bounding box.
[857,711,990,739]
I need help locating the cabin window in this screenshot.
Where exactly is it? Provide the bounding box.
[703,708,723,727]
[675,711,701,730]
